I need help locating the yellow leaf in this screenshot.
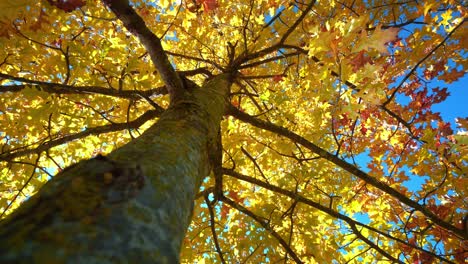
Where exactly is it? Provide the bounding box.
[354,26,399,53]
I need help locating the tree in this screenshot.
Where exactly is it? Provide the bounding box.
[0,0,466,262]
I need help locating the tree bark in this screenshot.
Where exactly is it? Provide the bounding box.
[0,74,231,263]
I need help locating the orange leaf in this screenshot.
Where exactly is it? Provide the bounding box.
[350,50,372,72]
[197,0,218,12]
[356,26,399,53]
[438,69,465,83]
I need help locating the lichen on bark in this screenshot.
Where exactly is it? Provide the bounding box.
[0,74,231,263]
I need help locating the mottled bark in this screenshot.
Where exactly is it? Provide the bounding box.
[0,74,231,263]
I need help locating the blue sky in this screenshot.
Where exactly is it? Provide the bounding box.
[433,74,468,123]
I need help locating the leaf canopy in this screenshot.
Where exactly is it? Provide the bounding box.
[0,0,467,263]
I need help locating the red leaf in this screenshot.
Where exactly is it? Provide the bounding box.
[29,10,50,32]
[400,237,416,254]
[360,124,368,135]
[454,248,467,263]
[228,190,244,203]
[0,21,14,39]
[197,0,218,12]
[455,117,468,129]
[273,75,284,82]
[418,252,435,263]
[432,87,449,103]
[437,121,453,137]
[350,50,372,72]
[47,0,86,12]
[438,69,465,83]
[220,204,230,219]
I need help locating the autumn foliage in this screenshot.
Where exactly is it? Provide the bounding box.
[0,0,467,263]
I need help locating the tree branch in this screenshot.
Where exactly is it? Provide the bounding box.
[382,18,466,106]
[102,0,184,101]
[204,196,227,264]
[348,223,403,264]
[223,168,454,264]
[0,73,167,101]
[0,155,40,218]
[220,196,304,264]
[227,105,466,239]
[0,109,162,161]
[232,0,317,67]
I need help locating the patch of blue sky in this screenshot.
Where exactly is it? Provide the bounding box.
[431,75,468,123]
[344,149,371,172]
[400,165,429,194]
[352,211,371,225]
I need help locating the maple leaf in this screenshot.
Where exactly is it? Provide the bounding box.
[220,204,230,219]
[272,74,284,82]
[438,68,465,83]
[355,26,399,54]
[455,117,468,129]
[0,1,466,263]
[197,0,218,12]
[0,21,14,39]
[46,0,86,12]
[454,248,468,263]
[424,60,447,80]
[417,252,435,263]
[350,50,373,72]
[359,124,368,135]
[400,237,416,254]
[431,87,449,103]
[29,10,50,32]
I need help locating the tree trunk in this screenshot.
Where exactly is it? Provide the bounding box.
[0,74,231,263]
